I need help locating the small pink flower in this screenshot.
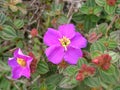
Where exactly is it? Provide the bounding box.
[8,48,33,79]
[44,24,87,64]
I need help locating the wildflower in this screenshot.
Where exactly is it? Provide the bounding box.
[30,28,38,37]
[106,0,117,6]
[8,48,33,79]
[92,54,111,70]
[28,52,37,73]
[76,64,95,81]
[44,24,87,64]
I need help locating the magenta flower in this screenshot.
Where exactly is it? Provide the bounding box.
[44,24,87,64]
[8,48,33,79]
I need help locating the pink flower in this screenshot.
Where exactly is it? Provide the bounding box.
[44,24,87,64]
[8,48,33,79]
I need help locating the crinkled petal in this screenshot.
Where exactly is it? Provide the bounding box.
[14,48,23,57]
[64,47,83,64]
[44,28,61,46]
[58,24,75,39]
[14,48,33,66]
[22,67,30,78]
[45,45,64,64]
[12,67,22,79]
[70,32,87,49]
[8,57,19,68]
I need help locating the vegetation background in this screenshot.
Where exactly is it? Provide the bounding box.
[0,0,120,90]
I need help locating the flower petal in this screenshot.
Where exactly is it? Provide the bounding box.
[45,45,64,64]
[58,24,75,39]
[64,47,83,64]
[22,67,30,78]
[12,67,22,79]
[44,28,61,46]
[70,32,87,49]
[8,57,19,68]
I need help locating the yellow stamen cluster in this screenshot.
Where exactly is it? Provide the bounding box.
[17,58,26,67]
[59,36,70,50]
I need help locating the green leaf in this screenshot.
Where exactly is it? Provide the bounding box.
[0,25,17,40]
[116,7,120,14]
[84,77,101,87]
[57,15,68,25]
[90,41,106,53]
[64,66,78,76]
[16,40,24,48]
[14,19,24,29]
[45,74,63,85]
[93,6,102,15]
[0,13,6,25]
[104,3,116,15]
[59,77,78,89]
[37,60,49,74]
[47,84,56,90]
[97,23,108,34]
[39,83,47,90]
[80,6,90,14]
[100,66,118,84]
[113,86,120,90]
[77,58,88,68]
[115,18,120,29]
[110,30,120,42]
[72,13,85,23]
[95,0,105,6]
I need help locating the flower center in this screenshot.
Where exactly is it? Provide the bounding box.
[17,58,26,67]
[59,36,70,50]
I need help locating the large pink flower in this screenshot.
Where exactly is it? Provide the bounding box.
[44,24,87,64]
[8,48,33,79]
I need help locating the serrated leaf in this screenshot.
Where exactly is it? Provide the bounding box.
[37,60,49,74]
[84,77,101,87]
[14,19,24,29]
[90,41,106,53]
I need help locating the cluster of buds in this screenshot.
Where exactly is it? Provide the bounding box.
[30,28,38,38]
[28,52,37,73]
[76,64,95,81]
[92,54,111,70]
[106,0,117,6]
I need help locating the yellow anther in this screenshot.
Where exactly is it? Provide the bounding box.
[17,58,26,67]
[59,36,70,50]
